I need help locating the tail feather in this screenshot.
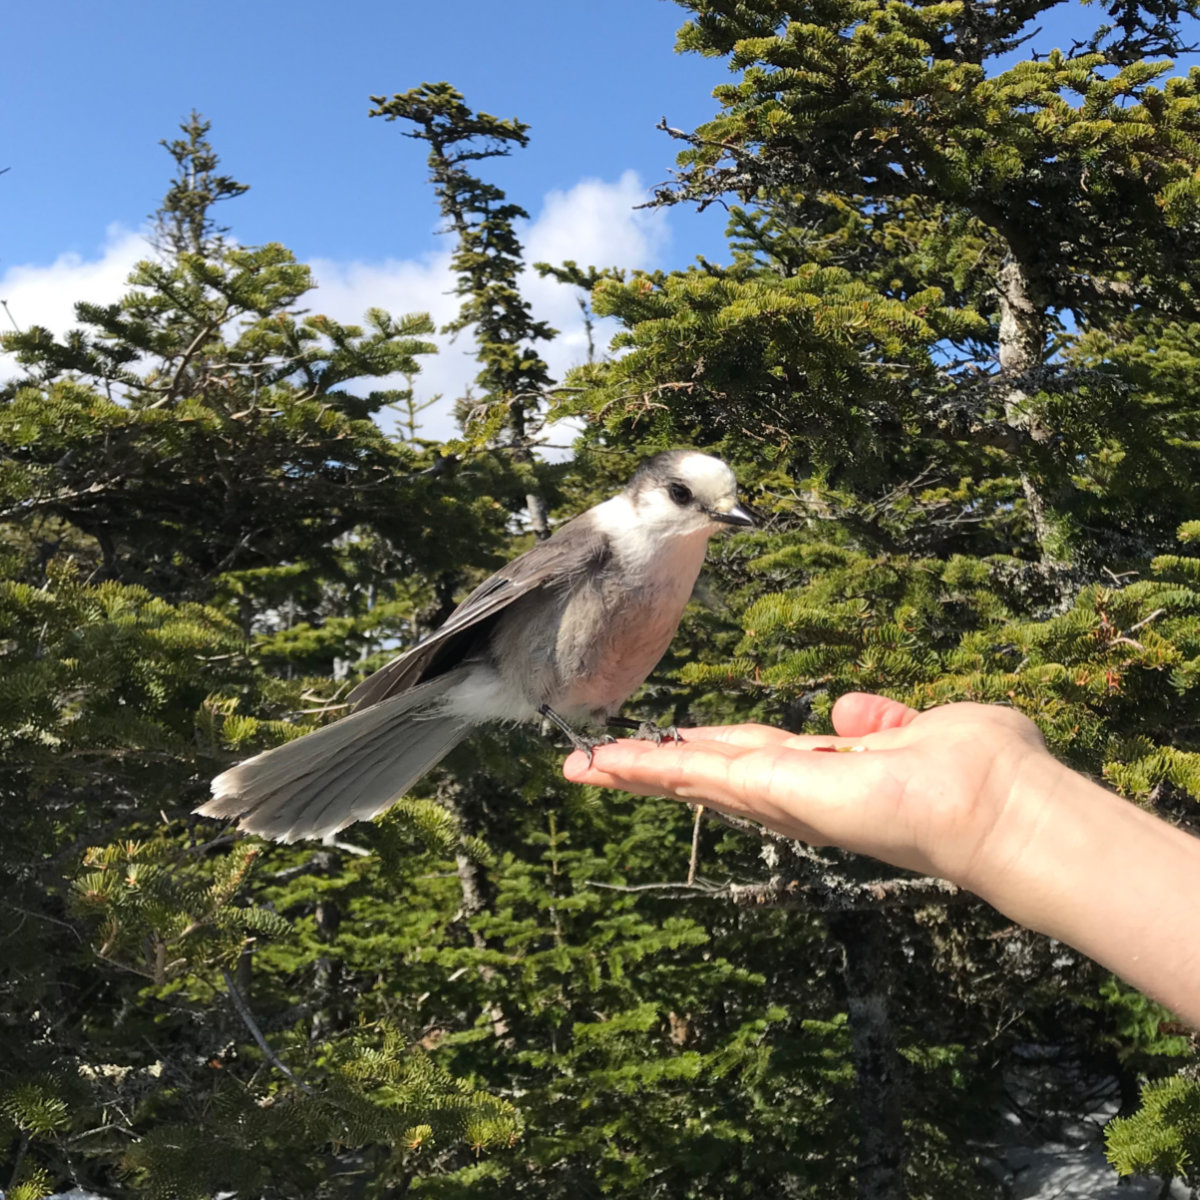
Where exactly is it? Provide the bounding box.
[197,673,471,842]
[237,701,424,830]
[274,709,465,838]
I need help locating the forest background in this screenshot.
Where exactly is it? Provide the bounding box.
[6,1,1200,1197]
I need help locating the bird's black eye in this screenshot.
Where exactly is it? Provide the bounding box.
[668,482,693,506]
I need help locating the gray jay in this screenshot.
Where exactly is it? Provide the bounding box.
[195,450,753,842]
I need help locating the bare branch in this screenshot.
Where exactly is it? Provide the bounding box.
[147,318,221,409]
[687,805,705,885]
[222,968,312,1093]
[586,873,967,913]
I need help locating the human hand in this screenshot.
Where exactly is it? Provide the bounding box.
[566,692,1200,1025]
[563,693,1061,901]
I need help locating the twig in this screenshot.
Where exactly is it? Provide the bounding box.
[586,879,724,900]
[325,838,370,857]
[67,1121,137,1143]
[1102,566,1139,586]
[2,900,83,940]
[147,317,220,409]
[1125,607,1166,636]
[222,968,312,1093]
[699,805,795,846]
[687,805,705,885]
[7,1131,29,1192]
[181,833,240,856]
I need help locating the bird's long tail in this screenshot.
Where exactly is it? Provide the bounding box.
[196,673,471,842]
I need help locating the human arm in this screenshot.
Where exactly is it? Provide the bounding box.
[563,693,1200,1026]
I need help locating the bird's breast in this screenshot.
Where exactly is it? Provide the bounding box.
[551,528,711,721]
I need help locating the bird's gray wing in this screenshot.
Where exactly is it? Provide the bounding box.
[347,513,611,710]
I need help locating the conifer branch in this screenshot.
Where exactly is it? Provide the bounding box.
[147,316,222,409]
[699,805,797,847]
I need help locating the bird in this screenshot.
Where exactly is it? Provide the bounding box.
[195,450,754,842]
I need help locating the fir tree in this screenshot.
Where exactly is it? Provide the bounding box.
[544,2,1200,1194]
[0,117,524,1197]
[369,82,561,537]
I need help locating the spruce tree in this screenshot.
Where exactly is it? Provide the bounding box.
[0,116,524,1198]
[369,82,561,536]
[543,1,1200,1193]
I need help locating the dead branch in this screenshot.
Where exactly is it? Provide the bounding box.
[222,968,312,1093]
[585,873,967,914]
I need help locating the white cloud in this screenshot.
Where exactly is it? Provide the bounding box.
[304,246,465,441]
[310,171,670,445]
[0,224,147,345]
[522,170,669,386]
[1,173,670,451]
[524,170,668,279]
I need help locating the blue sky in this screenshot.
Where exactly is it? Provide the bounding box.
[2,0,742,438]
[4,0,730,270]
[5,0,1198,441]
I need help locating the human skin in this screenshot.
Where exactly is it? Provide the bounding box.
[562,693,1200,1026]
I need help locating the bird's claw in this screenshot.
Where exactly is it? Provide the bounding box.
[574,731,617,766]
[540,704,615,763]
[633,721,683,746]
[606,715,684,747]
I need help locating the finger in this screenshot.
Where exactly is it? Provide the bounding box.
[565,737,898,854]
[564,742,832,846]
[563,737,745,799]
[831,692,918,738]
[564,736,845,814]
[681,724,796,749]
[684,725,879,752]
[563,727,790,784]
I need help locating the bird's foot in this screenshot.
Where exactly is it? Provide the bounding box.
[539,704,616,766]
[576,732,618,766]
[608,716,684,746]
[635,720,683,746]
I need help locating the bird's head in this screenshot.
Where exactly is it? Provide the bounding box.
[625,450,755,536]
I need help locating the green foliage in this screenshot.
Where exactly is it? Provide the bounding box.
[71,839,288,980]
[1,1080,71,1138]
[0,115,524,1198]
[1093,979,1194,1061]
[1106,1075,1200,1185]
[8,9,1200,1193]
[671,1,1200,322]
[552,1,1200,1192]
[117,1024,521,1200]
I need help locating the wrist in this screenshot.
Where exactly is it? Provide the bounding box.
[956,747,1090,928]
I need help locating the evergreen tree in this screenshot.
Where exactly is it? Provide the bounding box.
[540,1,1200,1193]
[0,116,524,1198]
[370,83,561,536]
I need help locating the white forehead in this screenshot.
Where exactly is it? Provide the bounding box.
[675,452,737,493]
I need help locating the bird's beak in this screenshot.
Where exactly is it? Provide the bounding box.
[709,503,755,528]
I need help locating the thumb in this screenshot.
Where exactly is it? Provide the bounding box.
[831,692,919,738]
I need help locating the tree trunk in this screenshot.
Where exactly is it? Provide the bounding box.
[827,911,906,1200]
[508,402,551,539]
[996,255,1062,564]
[443,783,510,1041]
[309,849,343,1039]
